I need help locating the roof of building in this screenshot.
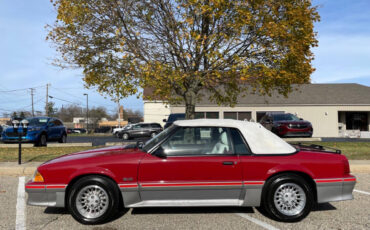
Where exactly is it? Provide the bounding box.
[144,83,370,106]
[174,119,296,154]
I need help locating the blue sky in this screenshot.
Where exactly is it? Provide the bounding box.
[0,0,369,116]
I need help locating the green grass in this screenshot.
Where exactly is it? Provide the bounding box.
[0,146,101,162]
[288,142,370,160]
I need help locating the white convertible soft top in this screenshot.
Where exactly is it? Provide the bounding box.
[173,119,296,154]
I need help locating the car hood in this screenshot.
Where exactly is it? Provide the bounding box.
[41,145,144,166]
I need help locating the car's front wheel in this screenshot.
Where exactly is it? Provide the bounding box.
[67,176,120,225]
[122,133,129,140]
[261,174,313,222]
[36,134,47,147]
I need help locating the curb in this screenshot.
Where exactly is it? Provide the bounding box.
[46,143,92,147]
[105,142,136,146]
[284,137,322,142]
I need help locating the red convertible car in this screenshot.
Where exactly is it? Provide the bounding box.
[26,119,356,224]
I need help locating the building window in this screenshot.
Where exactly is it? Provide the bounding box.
[195,112,205,119]
[195,112,219,119]
[224,112,251,121]
[345,112,369,131]
[224,112,237,120]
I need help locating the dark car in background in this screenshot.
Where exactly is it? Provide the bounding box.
[1,117,67,146]
[163,113,185,129]
[260,113,313,137]
[118,122,163,140]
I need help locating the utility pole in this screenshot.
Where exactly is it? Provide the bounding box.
[117,98,121,128]
[45,84,50,116]
[83,93,89,132]
[30,88,34,117]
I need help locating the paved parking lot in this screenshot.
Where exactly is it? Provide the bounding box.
[0,174,369,230]
[68,136,149,146]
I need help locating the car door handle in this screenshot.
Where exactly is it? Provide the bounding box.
[223,161,234,165]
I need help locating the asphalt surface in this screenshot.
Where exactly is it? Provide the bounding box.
[0,174,369,230]
[67,135,150,146]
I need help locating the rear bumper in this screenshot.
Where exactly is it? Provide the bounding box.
[315,176,356,203]
[25,181,67,207]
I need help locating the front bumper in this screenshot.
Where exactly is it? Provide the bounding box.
[26,181,67,207]
[315,176,356,203]
[276,126,313,137]
[2,132,40,143]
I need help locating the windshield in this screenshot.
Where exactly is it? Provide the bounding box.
[142,125,177,152]
[167,114,185,122]
[26,118,49,126]
[273,114,300,121]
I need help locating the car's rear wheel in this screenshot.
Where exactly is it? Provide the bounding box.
[67,176,120,225]
[58,134,67,143]
[122,133,129,140]
[261,174,313,222]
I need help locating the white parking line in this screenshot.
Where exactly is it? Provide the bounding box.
[15,176,26,230]
[354,189,370,195]
[235,213,280,230]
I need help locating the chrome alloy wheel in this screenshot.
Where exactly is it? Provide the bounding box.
[75,185,109,219]
[273,183,306,216]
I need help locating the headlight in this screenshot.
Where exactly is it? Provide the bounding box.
[32,170,44,182]
[29,127,41,132]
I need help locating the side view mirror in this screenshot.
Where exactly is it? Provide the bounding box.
[136,141,144,149]
[299,118,303,120]
[163,119,167,122]
[153,146,167,159]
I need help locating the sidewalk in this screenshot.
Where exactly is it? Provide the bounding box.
[0,161,369,176]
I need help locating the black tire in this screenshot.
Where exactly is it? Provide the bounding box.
[261,174,313,222]
[38,134,47,147]
[122,133,129,140]
[58,134,67,143]
[67,175,120,225]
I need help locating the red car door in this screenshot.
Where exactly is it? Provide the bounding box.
[138,127,243,205]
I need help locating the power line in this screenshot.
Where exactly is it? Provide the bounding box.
[48,95,80,105]
[0,85,45,93]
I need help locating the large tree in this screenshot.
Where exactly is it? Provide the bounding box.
[48,0,319,119]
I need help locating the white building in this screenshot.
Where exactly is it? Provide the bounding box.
[144,84,370,138]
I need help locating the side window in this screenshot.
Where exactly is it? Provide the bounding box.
[48,119,55,127]
[151,123,161,128]
[133,124,141,129]
[230,128,251,154]
[141,124,150,129]
[159,127,233,156]
[54,120,62,126]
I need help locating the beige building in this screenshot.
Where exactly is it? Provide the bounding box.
[144,84,370,138]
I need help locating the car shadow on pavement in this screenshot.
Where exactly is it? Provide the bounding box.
[131,206,254,215]
[44,207,69,214]
[43,207,129,224]
[312,203,337,212]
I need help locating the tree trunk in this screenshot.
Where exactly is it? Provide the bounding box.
[184,91,196,119]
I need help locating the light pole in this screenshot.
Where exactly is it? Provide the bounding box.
[83,93,89,132]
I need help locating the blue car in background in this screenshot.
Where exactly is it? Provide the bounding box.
[1,117,67,146]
